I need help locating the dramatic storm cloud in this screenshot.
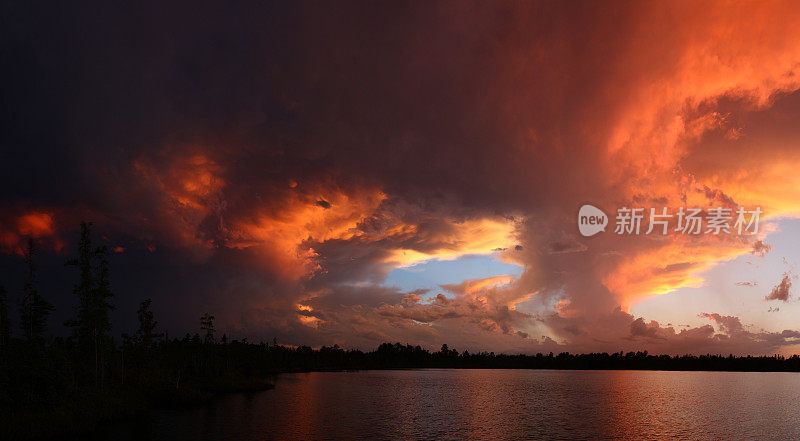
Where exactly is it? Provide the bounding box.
[4,1,800,354]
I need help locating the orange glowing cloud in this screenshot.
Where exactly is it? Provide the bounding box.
[228,187,388,279]
[602,239,752,311]
[0,211,62,255]
[554,3,800,316]
[297,304,322,327]
[382,218,517,268]
[133,152,226,249]
[458,275,516,296]
[136,151,519,281]
[603,3,800,188]
[17,212,56,237]
[231,194,518,280]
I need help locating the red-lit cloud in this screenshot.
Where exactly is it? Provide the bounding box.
[0,211,62,255]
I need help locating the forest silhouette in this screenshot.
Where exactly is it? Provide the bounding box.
[2,223,800,439]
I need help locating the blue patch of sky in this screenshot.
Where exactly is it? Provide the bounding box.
[384,253,524,296]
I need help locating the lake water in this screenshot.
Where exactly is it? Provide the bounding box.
[99,369,800,440]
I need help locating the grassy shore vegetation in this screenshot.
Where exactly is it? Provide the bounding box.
[4,223,800,439]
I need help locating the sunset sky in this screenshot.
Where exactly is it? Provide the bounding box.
[4,1,800,355]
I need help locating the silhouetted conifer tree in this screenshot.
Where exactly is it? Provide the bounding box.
[65,222,115,388]
[0,285,9,346]
[200,313,215,343]
[19,239,53,343]
[135,298,161,349]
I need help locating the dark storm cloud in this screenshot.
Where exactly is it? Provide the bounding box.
[3,1,800,355]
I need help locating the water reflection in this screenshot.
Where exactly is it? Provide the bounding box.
[97,369,800,440]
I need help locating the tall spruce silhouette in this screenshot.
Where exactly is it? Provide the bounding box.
[19,238,54,343]
[200,313,215,343]
[0,285,9,347]
[135,298,161,349]
[65,222,115,388]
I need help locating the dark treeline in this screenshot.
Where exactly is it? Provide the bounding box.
[0,223,272,439]
[339,342,800,372]
[2,223,800,439]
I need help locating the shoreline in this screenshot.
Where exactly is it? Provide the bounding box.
[1,378,275,441]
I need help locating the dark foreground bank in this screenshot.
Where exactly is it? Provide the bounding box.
[0,336,276,440]
[4,339,800,439]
